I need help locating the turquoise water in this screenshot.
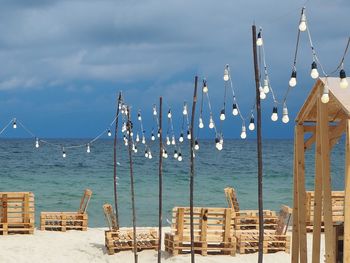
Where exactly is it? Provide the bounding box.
[0,138,345,227]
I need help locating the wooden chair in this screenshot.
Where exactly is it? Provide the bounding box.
[164,207,236,256]
[0,192,35,235]
[40,189,92,231]
[103,203,158,255]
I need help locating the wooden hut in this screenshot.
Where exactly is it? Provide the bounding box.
[291,77,350,263]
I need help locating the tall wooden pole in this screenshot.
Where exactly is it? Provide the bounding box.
[252,25,264,263]
[190,76,198,263]
[158,97,163,263]
[113,92,122,229]
[127,107,138,263]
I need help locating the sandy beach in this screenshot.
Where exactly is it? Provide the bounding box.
[0,227,324,263]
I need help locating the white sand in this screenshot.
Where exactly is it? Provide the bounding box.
[0,227,324,263]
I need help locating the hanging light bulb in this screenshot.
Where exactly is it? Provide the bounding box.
[199,117,204,129]
[179,133,184,142]
[183,103,188,115]
[151,132,155,141]
[136,133,140,142]
[144,150,149,158]
[118,103,122,110]
[124,139,128,146]
[187,130,191,140]
[142,135,146,144]
[167,109,172,119]
[223,65,230,81]
[289,70,297,87]
[310,61,319,79]
[62,148,66,158]
[12,118,17,129]
[171,135,176,145]
[148,150,153,159]
[249,116,255,131]
[282,104,289,124]
[220,109,226,121]
[174,150,178,159]
[263,79,270,94]
[130,131,133,137]
[134,145,138,153]
[86,144,91,153]
[271,106,278,122]
[299,12,307,32]
[153,105,157,116]
[194,140,199,151]
[256,31,263,46]
[232,103,238,116]
[240,124,247,139]
[107,129,112,137]
[124,107,128,116]
[137,112,142,121]
[121,122,126,133]
[340,69,348,89]
[163,150,168,159]
[215,138,223,151]
[203,80,208,93]
[157,129,161,138]
[35,138,40,148]
[177,153,183,162]
[166,136,170,145]
[321,84,330,104]
[209,115,215,129]
[259,86,266,100]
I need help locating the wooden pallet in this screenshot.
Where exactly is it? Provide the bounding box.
[164,207,236,256]
[105,228,158,255]
[235,210,278,231]
[0,192,35,235]
[40,189,92,232]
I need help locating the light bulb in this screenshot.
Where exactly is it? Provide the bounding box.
[151,133,155,141]
[124,140,128,146]
[107,129,112,137]
[215,138,223,151]
[299,13,307,32]
[62,148,66,158]
[232,104,238,116]
[240,125,247,139]
[142,135,146,144]
[122,123,126,133]
[163,150,168,159]
[289,70,297,87]
[178,153,182,162]
[209,116,215,129]
[183,103,188,115]
[199,117,204,129]
[130,131,133,137]
[134,146,138,153]
[282,105,289,124]
[187,130,191,140]
[174,150,178,159]
[271,106,278,122]
[136,133,140,142]
[13,119,17,129]
[35,138,39,148]
[220,109,226,121]
[256,31,263,46]
[340,69,348,89]
[87,144,91,153]
[263,79,269,94]
[166,136,170,145]
[157,130,161,138]
[148,151,153,159]
[179,133,184,142]
[145,150,149,158]
[137,113,142,121]
[132,144,136,152]
[260,91,266,100]
[223,65,229,81]
[171,136,176,145]
[203,80,208,93]
[249,117,255,131]
[321,85,329,104]
[194,140,199,151]
[310,62,319,79]
[167,110,172,119]
[153,105,157,116]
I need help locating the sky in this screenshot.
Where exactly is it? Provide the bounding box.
[0,0,349,139]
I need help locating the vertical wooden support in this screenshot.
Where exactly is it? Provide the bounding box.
[177,208,184,255]
[3,194,8,235]
[296,124,308,263]
[312,111,323,263]
[200,208,208,256]
[344,119,350,262]
[318,98,335,263]
[291,131,300,263]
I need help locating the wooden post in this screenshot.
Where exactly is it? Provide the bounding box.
[127,107,138,263]
[158,97,163,263]
[113,92,122,228]
[318,97,335,263]
[296,124,308,263]
[252,24,264,263]
[344,119,350,262]
[189,76,198,263]
[312,111,323,263]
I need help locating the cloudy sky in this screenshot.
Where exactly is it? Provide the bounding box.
[0,0,349,139]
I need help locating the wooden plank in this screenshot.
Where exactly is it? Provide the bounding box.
[344,119,350,262]
[200,208,207,255]
[318,98,335,263]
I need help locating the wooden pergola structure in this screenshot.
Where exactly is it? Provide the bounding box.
[291,77,350,263]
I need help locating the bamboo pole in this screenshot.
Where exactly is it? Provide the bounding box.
[252,24,264,263]
[158,97,163,263]
[113,92,122,229]
[127,106,138,263]
[190,76,198,263]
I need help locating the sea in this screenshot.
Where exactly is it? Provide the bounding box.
[0,138,345,227]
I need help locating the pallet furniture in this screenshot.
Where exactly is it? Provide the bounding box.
[164,207,236,256]
[0,192,35,235]
[103,203,158,255]
[305,190,344,232]
[40,189,92,231]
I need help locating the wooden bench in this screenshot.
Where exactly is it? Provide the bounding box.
[0,192,35,235]
[40,189,92,231]
[103,203,158,255]
[164,207,236,256]
[306,191,344,232]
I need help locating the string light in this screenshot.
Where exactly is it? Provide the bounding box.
[137,112,142,121]
[148,150,153,159]
[223,65,230,81]
[166,136,170,145]
[62,148,66,158]
[107,129,112,137]
[35,138,40,148]
[144,150,149,158]
[182,102,188,116]
[177,153,183,162]
[289,70,297,87]
[249,115,255,131]
[136,133,140,142]
[194,140,199,151]
[86,143,91,153]
[202,80,208,93]
[133,145,138,153]
[151,132,155,141]
[209,115,215,129]
[186,130,191,140]
[12,118,17,129]
[198,117,204,129]
[142,135,146,144]
[256,31,263,46]
[171,135,176,145]
[215,137,223,151]
[259,86,266,100]
[299,10,307,32]
[271,106,278,122]
[232,103,238,116]
[310,61,319,79]
[179,132,184,142]
[157,129,160,138]
[339,69,348,89]
[162,149,168,159]
[240,124,247,139]
[167,109,172,119]
[263,79,270,94]
[282,103,290,124]
[173,149,178,159]
[321,83,330,104]
[153,105,157,116]
[220,109,226,121]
